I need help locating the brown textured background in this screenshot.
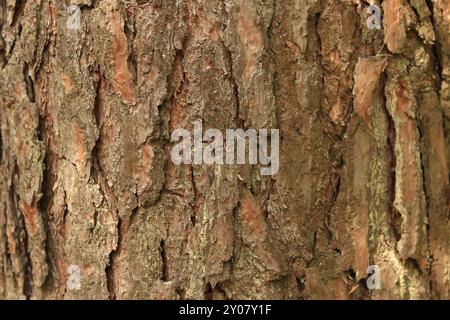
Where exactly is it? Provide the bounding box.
[0,0,449,299]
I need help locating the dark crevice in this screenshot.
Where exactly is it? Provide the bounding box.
[209,281,228,300]
[0,0,5,28]
[160,239,169,282]
[344,268,370,299]
[11,0,27,27]
[425,0,442,89]
[221,38,243,130]
[0,33,5,68]
[416,114,432,293]
[62,191,68,227]
[105,217,123,300]
[90,71,103,186]
[105,254,116,300]
[295,276,306,298]
[23,62,35,103]
[36,111,55,293]
[161,15,188,141]
[190,212,196,226]
[189,165,199,227]
[218,2,244,130]
[381,75,402,242]
[21,211,33,299]
[123,13,138,82]
[405,257,423,275]
[204,282,213,300]
[176,287,186,300]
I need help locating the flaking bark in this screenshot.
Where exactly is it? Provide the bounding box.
[0,0,449,299]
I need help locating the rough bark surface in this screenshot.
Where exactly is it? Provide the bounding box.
[0,0,449,300]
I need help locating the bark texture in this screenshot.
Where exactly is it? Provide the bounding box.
[0,0,449,300]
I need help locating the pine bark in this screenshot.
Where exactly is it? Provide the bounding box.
[0,0,449,299]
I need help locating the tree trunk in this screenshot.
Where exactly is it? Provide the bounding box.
[0,0,449,300]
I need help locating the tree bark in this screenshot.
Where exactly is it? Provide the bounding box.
[0,0,449,300]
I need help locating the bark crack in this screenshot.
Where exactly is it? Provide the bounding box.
[105,216,123,300]
[159,239,169,282]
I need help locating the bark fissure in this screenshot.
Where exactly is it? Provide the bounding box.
[0,0,448,300]
[105,217,122,301]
